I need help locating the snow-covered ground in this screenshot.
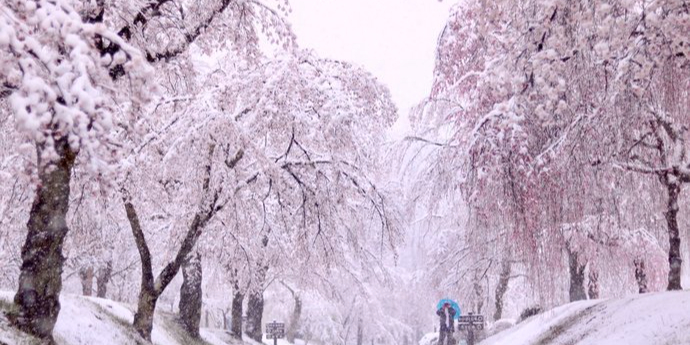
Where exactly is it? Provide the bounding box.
[481,290,690,345]
[2,290,689,345]
[0,291,299,345]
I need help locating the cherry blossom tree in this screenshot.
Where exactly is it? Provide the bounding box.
[203,51,401,342]
[1,0,153,339]
[1,0,299,340]
[399,0,690,322]
[458,0,690,292]
[98,41,400,341]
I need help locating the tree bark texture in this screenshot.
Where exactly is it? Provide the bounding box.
[587,268,599,299]
[567,245,587,302]
[125,200,157,340]
[246,236,269,342]
[231,290,244,339]
[493,258,511,321]
[179,252,202,338]
[79,267,94,296]
[662,180,683,290]
[634,258,649,293]
[246,291,264,342]
[96,261,112,298]
[357,318,364,345]
[133,287,158,340]
[12,141,76,341]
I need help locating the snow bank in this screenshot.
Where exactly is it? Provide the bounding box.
[481,290,690,345]
[0,291,301,345]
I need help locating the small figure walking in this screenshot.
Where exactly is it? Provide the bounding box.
[437,302,456,345]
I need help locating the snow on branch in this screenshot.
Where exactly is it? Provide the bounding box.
[1,0,154,174]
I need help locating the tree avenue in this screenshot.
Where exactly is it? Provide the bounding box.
[1,0,401,342]
[401,0,690,326]
[2,0,690,344]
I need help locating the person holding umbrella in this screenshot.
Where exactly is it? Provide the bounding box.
[436,300,458,345]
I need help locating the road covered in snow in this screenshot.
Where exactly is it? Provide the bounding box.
[481,290,690,345]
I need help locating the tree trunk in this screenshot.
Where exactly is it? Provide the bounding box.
[246,291,264,342]
[231,290,244,338]
[125,143,220,340]
[126,199,158,340]
[281,282,302,343]
[222,308,228,330]
[634,258,649,293]
[287,295,302,343]
[133,286,158,339]
[79,267,94,296]
[493,258,511,321]
[473,275,484,314]
[587,268,599,299]
[567,244,587,302]
[663,180,683,290]
[11,141,76,341]
[125,198,214,341]
[96,261,112,298]
[246,237,269,342]
[125,201,208,341]
[179,252,202,338]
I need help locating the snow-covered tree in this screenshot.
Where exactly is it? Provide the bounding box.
[205,51,401,342]
[1,0,300,340]
[104,43,401,341]
[453,0,690,292]
[1,0,153,339]
[398,0,690,323]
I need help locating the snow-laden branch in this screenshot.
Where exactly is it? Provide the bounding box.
[403,136,447,147]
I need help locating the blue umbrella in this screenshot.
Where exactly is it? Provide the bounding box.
[436,298,461,319]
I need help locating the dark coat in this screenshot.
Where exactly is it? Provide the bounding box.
[436,306,456,332]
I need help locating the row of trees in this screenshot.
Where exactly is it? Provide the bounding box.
[6,0,687,342]
[0,0,405,343]
[397,0,690,324]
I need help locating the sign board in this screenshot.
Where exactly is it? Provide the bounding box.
[458,323,484,330]
[266,321,285,339]
[458,315,484,324]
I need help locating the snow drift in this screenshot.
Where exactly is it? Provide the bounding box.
[481,290,690,345]
[0,291,293,345]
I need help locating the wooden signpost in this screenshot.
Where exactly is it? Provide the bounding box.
[266,320,285,345]
[457,312,484,345]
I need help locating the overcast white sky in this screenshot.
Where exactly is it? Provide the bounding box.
[288,0,454,136]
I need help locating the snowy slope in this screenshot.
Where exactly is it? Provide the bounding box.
[481,290,690,345]
[0,291,296,345]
